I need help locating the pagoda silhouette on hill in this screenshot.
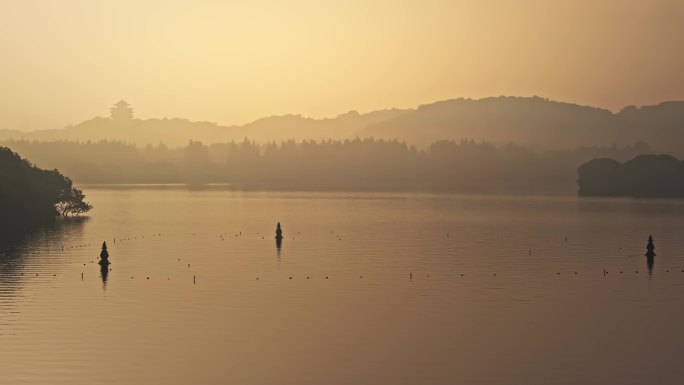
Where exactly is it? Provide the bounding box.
[110,100,134,121]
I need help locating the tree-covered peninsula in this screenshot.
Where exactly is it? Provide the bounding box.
[0,147,91,231]
[578,154,684,197]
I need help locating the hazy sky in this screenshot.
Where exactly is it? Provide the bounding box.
[0,0,682,130]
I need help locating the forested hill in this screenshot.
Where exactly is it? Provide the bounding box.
[361,97,684,153]
[0,147,91,232]
[578,154,684,197]
[1,97,683,154]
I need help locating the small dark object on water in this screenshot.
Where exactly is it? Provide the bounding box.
[645,235,656,275]
[99,242,110,266]
[645,235,656,258]
[275,222,283,241]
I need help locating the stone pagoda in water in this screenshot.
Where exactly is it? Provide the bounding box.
[645,235,656,259]
[645,235,656,275]
[99,241,110,265]
[275,222,283,241]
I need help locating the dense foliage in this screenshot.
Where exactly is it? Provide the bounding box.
[578,154,684,197]
[1,139,649,195]
[0,147,91,230]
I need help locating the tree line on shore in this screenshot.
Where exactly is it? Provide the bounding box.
[1,139,650,195]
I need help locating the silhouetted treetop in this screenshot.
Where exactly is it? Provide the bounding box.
[0,147,91,231]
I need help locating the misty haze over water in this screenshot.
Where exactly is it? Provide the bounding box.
[2,187,684,385]
[2,1,684,384]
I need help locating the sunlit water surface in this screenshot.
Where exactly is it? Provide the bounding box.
[2,187,684,385]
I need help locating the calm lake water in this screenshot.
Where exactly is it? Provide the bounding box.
[2,186,684,385]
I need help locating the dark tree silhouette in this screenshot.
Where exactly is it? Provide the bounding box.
[0,147,91,231]
[56,187,92,216]
[578,154,684,197]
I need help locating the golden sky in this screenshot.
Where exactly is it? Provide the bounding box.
[0,0,682,130]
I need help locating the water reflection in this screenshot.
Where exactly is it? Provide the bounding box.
[0,217,88,301]
[647,255,655,275]
[100,262,109,288]
[6,189,684,385]
[276,238,282,256]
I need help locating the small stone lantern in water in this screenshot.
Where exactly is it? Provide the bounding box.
[645,235,656,275]
[99,241,110,265]
[275,222,283,252]
[645,235,656,259]
[275,222,283,241]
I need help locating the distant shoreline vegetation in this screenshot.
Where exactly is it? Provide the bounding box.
[0,139,650,195]
[0,147,91,232]
[578,155,684,197]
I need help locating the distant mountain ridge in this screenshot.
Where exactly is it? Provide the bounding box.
[1,96,683,154]
[0,108,409,147]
